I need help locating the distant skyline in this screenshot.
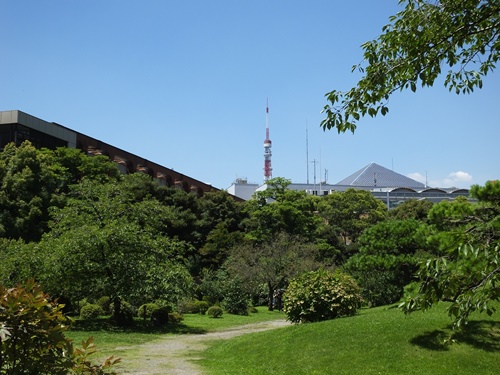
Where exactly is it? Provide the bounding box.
[1,1,498,190]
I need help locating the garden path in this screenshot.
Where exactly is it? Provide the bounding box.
[117,319,290,375]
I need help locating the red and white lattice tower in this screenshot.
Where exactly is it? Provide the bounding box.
[263,100,272,182]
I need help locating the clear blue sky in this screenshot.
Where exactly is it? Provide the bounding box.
[2,1,498,190]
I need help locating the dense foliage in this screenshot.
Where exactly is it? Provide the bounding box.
[283,269,363,323]
[318,188,387,246]
[388,199,434,222]
[401,181,500,328]
[221,278,250,315]
[345,219,432,306]
[0,280,119,374]
[0,142,496,337]
[0,142,119,242]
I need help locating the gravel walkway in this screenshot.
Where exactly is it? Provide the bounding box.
[116,319,290,375]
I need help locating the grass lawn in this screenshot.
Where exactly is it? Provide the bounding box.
[198,303,500,375]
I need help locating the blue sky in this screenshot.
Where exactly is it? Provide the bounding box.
[2,1,498,190]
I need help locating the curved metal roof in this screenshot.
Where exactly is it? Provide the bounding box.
[419,188,447,193]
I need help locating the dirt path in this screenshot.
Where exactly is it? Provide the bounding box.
[116,319,290,375]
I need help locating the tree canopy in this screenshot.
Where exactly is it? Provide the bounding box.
[39,176,193,321]
[225,232,320,311]
[0,142,120,242]
[388,199,434,222]
[345,219,432,306]
[321,0,500,133]
[242,178,322,242]
[401,181,500,328]
[318,188,387,245]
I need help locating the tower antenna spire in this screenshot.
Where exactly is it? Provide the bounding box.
[263,99,272,182]
[306,122,309,184]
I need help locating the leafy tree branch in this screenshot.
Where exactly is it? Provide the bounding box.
[321,0,500,133]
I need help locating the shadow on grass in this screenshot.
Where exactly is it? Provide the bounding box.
[410,320,500,352]
[452,321,500,352]
[70,317,207,335]
[410,329,450,351]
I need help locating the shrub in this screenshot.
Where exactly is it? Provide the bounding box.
[178,299,200,314]
[80,303,105,320]
[137,303,160,319]
[150,306,173,326]
[0,280,120,374]
[196,300,209,315]
[97,296,111,314]
[207,305,223,318]
[248,306,258,314]
[168,312,184,324]
[283,269,363,323]
[109,299,136,326]
[222,278,249,315]
[177,299,210,315]
[78,298,90,310]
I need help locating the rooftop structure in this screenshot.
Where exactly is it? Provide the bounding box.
[226,178,260,201]
[227,162,470,208]
[336,162,426,189]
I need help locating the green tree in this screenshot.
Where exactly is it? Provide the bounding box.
[389,199,434,222]
[0,239,45,288]
[345,219,431,306]
[253,177,293,202]
[0,142,120,242]
[225,232,320,311]
[151,183,204,273]
[197,190,245,237]
[199,222,245,271]
[401,181,500,328]
[318,188,387,247]
[243,178,322,242]
[40,177,193,323]
[321,0,500,133]
[197,190,246,270]
[0,142,65,241]
[425,196,475,254]
[50,146,121,186]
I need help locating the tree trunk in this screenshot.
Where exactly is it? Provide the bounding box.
[268,282,274,311]
[112,297,121,321]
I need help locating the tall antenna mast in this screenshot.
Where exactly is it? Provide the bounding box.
[319,148,322,194]
[263,99,272,183]
[306,123,309,184]
[311,159,317,188]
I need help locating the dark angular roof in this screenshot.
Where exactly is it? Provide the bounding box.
[336,162,425,189]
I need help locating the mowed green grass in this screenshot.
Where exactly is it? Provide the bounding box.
[199,303,500,375]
